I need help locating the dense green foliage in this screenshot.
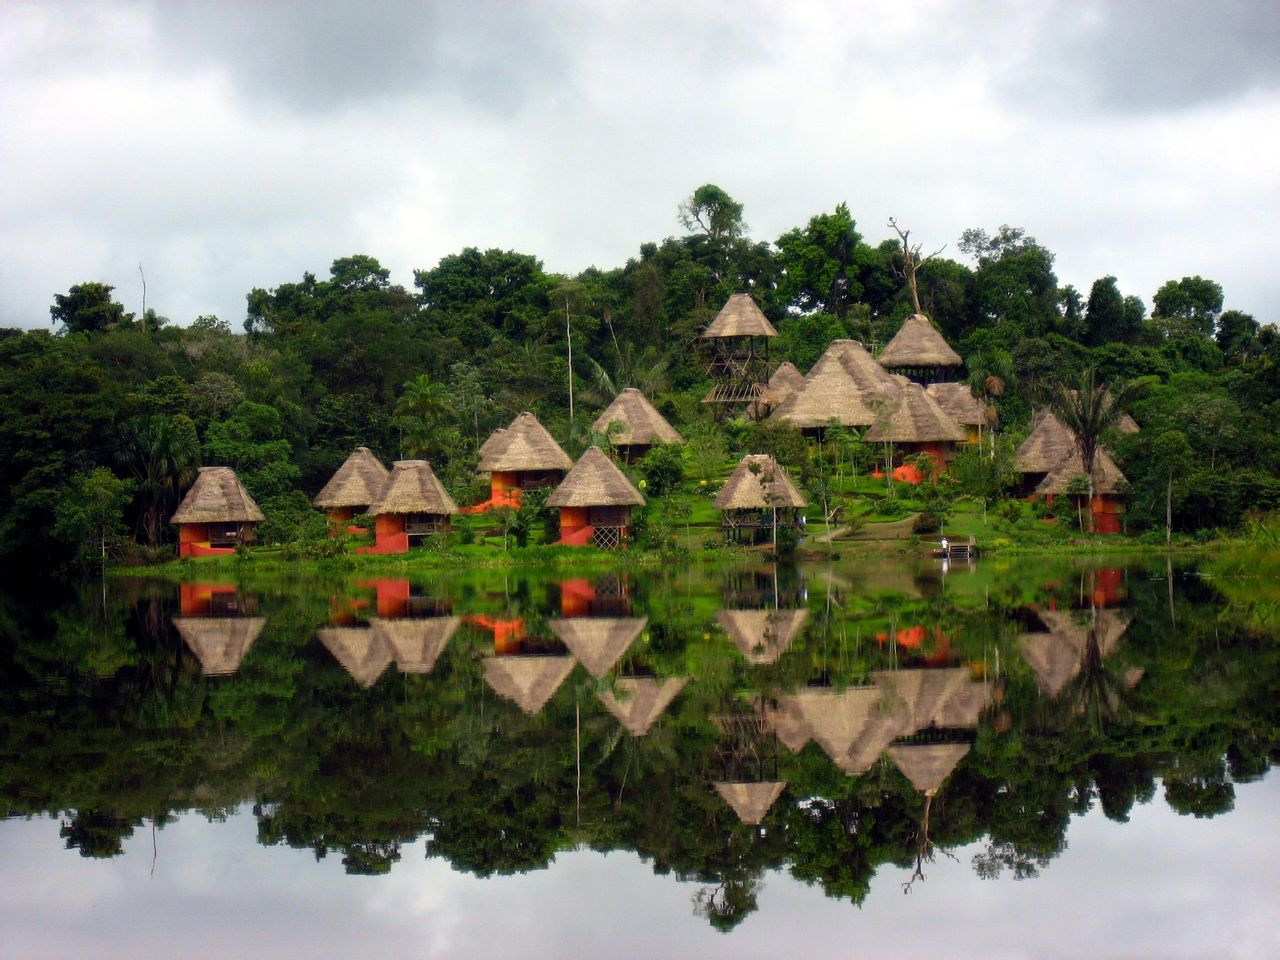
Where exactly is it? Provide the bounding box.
[2,186,1277,570]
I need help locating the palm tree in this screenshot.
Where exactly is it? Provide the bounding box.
[965,349,1014,455]
[393,373,451,458]
[1041,367,1144,532]
[117,415,200,547]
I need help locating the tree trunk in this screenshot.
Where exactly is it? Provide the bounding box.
[1166,472,1173,547]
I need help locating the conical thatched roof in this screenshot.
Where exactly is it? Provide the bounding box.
[887,742,971,795]
[482,655,576,715]
[714,455,808,510]
[764,362,804,406]
[373,616,460,674]
[478,412,574,473]
[1035,446,1128,496]
[546,446,645,509]
[171,467,265,524]
[477,428,508,463]
[1015,410,1078,474]
[718,608,809,664]
[598,677,687,736]
[369,460,459,516]
[770,341,885,428]
[313,447,390,509]
[713,781,786,825]
[925,382,988,427]
[549,616,647,678]
[865,382,967,443]
[701,292,778,339]
[1021,609,1131,696]
[872,667,975,732]
[318,627,393,688]
[591,388,684,447]
[174,617,265,676]
[877,314,963,368]
[787,686,887,775]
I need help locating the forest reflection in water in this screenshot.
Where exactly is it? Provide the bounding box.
[0,555,1277,947]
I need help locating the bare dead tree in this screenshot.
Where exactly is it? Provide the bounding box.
[888,218,946,316]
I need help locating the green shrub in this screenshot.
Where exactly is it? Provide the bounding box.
[636,444,684,496]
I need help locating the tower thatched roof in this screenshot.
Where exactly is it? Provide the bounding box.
[865,382,967,444]
[478,412,574,473]
[877,314,963,368]
[887,742,971,796]
[714,455,808,510]
[548,616,647,678]
[546,446,645,509]
[171,467,265,524]
[925,382,988,428]
[369,460,459,516]
[591,388,684,447]
[373,616,460,674]
[700,292,778,339]
[317,627,393,688]
[174,617,265,676]
[313,447,390,509]
[598,677,687,736]
[718,608,809,664]
[770,341,887,429]
[482,655,576,715]
[713,781,787,825]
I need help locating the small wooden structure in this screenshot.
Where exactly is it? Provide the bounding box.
[865,381,967,481]
[469,412,573,512]
[547,446,645,549]
[876,313,963,384]
[925,382,988,445]
[1035,447,1130,534]
[700,293,778,408]
[359,460,458,554]
[312,446,390,534]
[591,388,684,462]
[172,466,265,557]
[714,454,807,544]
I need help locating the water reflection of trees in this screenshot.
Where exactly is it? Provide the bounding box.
[0,561,1276,928]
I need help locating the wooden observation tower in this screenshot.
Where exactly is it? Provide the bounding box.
[700,293,777,411]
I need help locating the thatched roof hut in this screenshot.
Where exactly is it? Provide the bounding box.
[718,608,809,664]
[482,655,576,715]
[715,455,808,510]
[591,388,684,448]
[549,616,647,678]
[598,677,687,736]
[925,382,988,428]
[547,446,645,510]
[313,447,390,510]
[172,467,265,524]
[317,627,393,688]
[1034,447,1128,496]
[864,382,967,444]
[174,617,265,676]
[877,314,963,369]
[700,292,778,339]
[478,412,574,473]
[770,341,887,429]
[887,742,971,796]
[1020,609,1131,696]
[764,361,804,407]
[713,781,787,825]
[1015,410,1078,475]
[373,616,460,674]
[369,460,459,517]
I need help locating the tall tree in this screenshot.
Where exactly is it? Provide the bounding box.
[50,283,129,334]
[1152,276,1223,339]
[117,415,200,547]
[774,203,863,319]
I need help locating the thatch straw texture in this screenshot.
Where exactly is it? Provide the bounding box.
[478,412,574,473]
[877,314,963,368]
[713,781,786,825]
[317,628,393,688]
[369,460,459,516]
[769,341,887,428]
[171,467,265,524]
[1034,446,1128,496]
[1015,410,1078,474]
[865,382,967,443]
[598,677,687,736]
[786,686,886,775]
[546,446,645,509]
[925,382,988,427]
[591,388,684,446]
[714,455,808,510]
[872,667,973,731]
[700,292,778,339]
[764,362,804,406]
[887,742,971,796]
[482,655,576,715]
[718,608,809,664]
[549,616,647,678]
[477,428,508,463]
[313,447,390,509]
[1020,609,1130,695]
[173,617,264,676]
[373,616,460,674]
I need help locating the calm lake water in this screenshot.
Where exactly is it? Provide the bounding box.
[1,557,1277,959]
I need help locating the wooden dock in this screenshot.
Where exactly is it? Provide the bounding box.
[934,537,978,560]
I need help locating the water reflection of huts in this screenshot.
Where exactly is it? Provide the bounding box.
[173,581,265,676]
[1018,607,1137,697]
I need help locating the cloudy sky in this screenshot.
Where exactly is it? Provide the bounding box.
[3,0,1278,331]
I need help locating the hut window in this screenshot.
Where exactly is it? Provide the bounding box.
[589,506,626,526]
